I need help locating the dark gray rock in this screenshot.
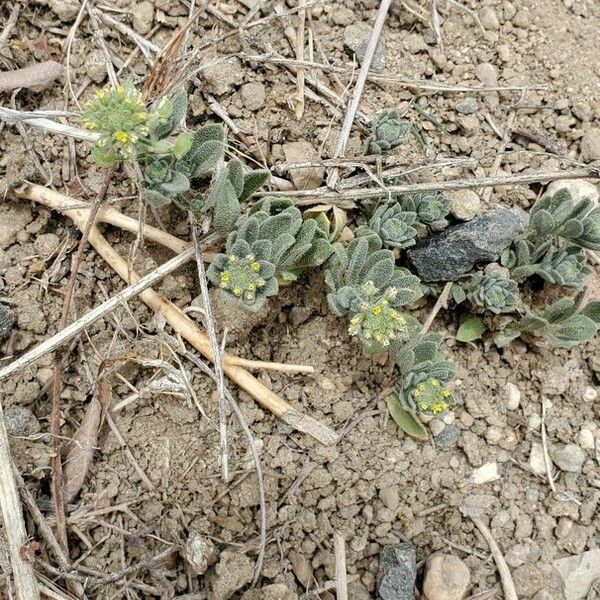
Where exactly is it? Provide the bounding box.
[435,425,461,450]
[344,24,386,73]
[0,304,15,342]
[407,207,526,282]
[377,542,417,600]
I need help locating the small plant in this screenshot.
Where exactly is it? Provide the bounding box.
[368,203,418,249]
[326,228,423,354]
[369,110,408,153]
[454,273,519,314]
[82,83,159,165]
[387,330,456,439]
[400,191,450,230]
[207,199,333,310]
[497,292,600,348]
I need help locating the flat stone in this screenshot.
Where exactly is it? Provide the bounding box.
[344,24,386,73]
[423,554,470,600]
[552,444,586,473]
[506,382,521,410]
[208,551,253,600]
[459,494,496,519]
[407,208,526,281]
[553,549,600,600]
[201,57,244,96]
[475,63,498,86]
[435,424,461,450]
[283,141,324,190]
[580,127,600,162]
[478,6,500,30]
[132,1,154,35]
[455,97,479,115]
[471,462,500,485]
[377,542,417,600]
[0,304,15,342]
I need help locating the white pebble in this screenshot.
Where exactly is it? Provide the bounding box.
[583,386,598,402]
[578,428,595,450]
[506,382,521,410]
[529,442,546,476]
[471,462,500,485]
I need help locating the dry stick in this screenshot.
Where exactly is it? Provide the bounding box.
[2,188,313,379]
[0,61,64,92]
[260,168,600,204]
[0,406,40,599]
[470,517,518,600]
[421,282,452,334]
[295,0,307,120]
[482,110,517,203]
[86,3,119,86]
[15,186,337,445]
[0,4,20,52]
[326,0,392,189]
[189,213,229,482]
[540,396,557,495]
[333,532,348,600]
[50,166,115,555]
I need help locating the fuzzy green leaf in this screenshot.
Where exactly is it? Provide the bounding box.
[552,314,598,344]
[228,159,245,197]
[456,316,487,342]
[581,301,600,324]
[143,187,171,207]
[240,169,269,201]
[173,132,193,159]
[182,139,225,177]
[91,144,119,167]
[387,393,429,440]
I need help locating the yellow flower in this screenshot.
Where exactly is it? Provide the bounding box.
[371,305,383,315]
[114,131,130,144]
[233,287,242,297]
[220,271,231,282]
[250,261,261,272]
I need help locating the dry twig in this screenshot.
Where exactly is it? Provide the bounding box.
[0,406,40,599]
[333,532,348,600]
[0,61,64,92]
[327,0,391,188]
[13,184,337,445]
[470,517,518,600]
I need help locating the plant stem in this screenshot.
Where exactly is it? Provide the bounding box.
[51,165,115,554]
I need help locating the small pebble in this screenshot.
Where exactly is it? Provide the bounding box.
[578,428,595,450]
[512,9,530,29]
[580,127,600,162]
[4,405,40,436]
[529,442,546,476]
[505,382,521,410]
[132,1,154,35]
[34,233,60,256]
[183,532,218,575]
[455,97,479,115]
[552,444,586,473]
[546,180,599,205]
[435,425,461,450]
[471,462,500,485]
[497,44,511,62]
[478,6,500,30]
[0,304,15,342]
[422,553,470,600]
[240,82,266,112]
[475,63,498,86]
[448,189,481,221]
[583,386,598,401]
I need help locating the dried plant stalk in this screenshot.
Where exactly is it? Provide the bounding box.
[15,183,338,446]
[0,60,64,92]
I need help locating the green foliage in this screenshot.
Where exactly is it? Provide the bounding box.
[502,240,589,288]
[400,191,450,230]
[456,316,487,342]
[368,109,413,154]
[207,199,334,310]
[462,273,518,314]
[387,329,456,437]
[387,392,429,440]
[497,292,600,348]
[368,203,418,249]
[203,159,269,235]
[528,188,600,250]
[304,205,348,242]
[82,83,157,164]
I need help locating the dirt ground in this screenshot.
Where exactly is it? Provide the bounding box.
[1,0,599,598]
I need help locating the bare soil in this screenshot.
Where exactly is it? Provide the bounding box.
[0,0,599,598]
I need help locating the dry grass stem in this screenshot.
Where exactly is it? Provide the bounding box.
[0,60,64,92]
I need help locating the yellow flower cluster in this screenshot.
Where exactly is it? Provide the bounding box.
[411,378,453,415]
[218,254,266,302]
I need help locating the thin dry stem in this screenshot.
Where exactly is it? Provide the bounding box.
[327,0,391,188]
[189,212,230,481]
[15,184,338,445]
[333,532,348,600]
[0,61,64,92]
[470,517,518,600]
[0,404,40,599]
